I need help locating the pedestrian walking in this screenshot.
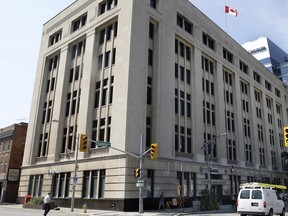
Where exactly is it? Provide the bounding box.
[43,192,51,216]
[231,193,236,210]
[159,192,165,210]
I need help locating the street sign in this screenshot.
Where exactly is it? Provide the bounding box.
[210,168,219,174]
[136,180,144,188]
[96,141,111,148]
[73,176,78,185]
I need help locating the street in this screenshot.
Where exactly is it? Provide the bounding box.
[1,205,288,216]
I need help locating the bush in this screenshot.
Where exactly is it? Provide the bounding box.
[200,189,220,211]
[27,196,44,205]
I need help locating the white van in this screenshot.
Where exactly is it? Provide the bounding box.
[237,182,285,216]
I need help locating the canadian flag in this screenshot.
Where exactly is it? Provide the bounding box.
[225,6,238,17]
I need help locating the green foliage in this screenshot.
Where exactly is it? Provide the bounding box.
[27,196,44,205]
[200,189,220,211]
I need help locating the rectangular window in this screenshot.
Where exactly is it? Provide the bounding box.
[72,14,87,32]
[253,71,261,83]
[202,32,215,50]
[150,0,157,9]
[177,13,193,34]
[223,48,233,63]
[48,29,62,47]
[239,60,248,74]
[148,49,153,66]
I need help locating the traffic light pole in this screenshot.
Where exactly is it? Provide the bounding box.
[71,135,79,212]
[139,133,144,213]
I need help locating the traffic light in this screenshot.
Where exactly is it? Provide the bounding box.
[134,168,141,178]
[150,143,158,159]
[284,126,288,147]
[79,134,88,152]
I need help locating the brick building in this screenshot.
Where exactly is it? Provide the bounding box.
[0,122,27,203]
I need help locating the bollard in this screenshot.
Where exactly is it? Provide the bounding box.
[83,203,87,213]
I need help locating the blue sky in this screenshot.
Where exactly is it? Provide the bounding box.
[0,0,287,128]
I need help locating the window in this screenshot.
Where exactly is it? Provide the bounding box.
[202,32,215,50]
[48,29,62,47]
[147,77,152,105]
[223,48,233,63]
[48,55,59,71]
[148,49,153,66]
[253,71,261,83]
[98,21,118,45]
[27,175,43,196]
[52,172,71,198]
[146,170,154,198]
[72,14,87,32]
[98,0,118,15]
[37,133,48,157]
[252,190,262,199]
[240,190,250,199]
[275,88,281,98]
[245,144,252,163]
[71,40,86,59]
[176,13,193,34]
[239,60,248,74]
[265,80,271,91]
[150,0,157,9]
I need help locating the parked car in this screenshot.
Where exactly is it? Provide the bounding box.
[237,182,285,216]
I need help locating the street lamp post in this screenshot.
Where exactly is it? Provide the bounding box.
[201,133,227,192]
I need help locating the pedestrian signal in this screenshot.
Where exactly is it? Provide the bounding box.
[150,143,158,159]
[134,168,141,178]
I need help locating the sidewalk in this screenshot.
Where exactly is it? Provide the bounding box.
[0,203,234,216]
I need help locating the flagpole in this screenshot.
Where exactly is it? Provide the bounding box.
[224,1,228,33]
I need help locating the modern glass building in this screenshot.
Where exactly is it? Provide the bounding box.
[242,37,288,84]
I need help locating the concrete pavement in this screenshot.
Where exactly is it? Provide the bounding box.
[0,203,235,216]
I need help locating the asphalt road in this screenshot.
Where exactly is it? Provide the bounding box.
[1,205,288,216]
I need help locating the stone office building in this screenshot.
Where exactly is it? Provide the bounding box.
[19,0,288,211]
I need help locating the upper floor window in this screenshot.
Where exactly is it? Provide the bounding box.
[265,80,272,91]
[72,13,87,32]
[275,88,281,98]
[223,48,233,63]
[239,60,248,74]
[150,0,157,9]
[176,13,193,34]
[253,71,261,83]
[99,0,118,15]
[48,29,62,47]
[202,32,215,50]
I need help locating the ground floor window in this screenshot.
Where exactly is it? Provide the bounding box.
[82,169,106,199]
[177,171,196,197]
[27,174,43,196]
[52,172,71,198]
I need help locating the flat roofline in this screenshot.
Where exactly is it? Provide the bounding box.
[43,0,77,26]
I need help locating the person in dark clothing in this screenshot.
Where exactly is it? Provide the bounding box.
[43,192,51,216]
[159,192,165,210]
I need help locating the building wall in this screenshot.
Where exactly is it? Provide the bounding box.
[19,0,288,211]
[0,123,27,203]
